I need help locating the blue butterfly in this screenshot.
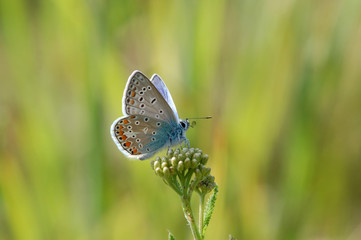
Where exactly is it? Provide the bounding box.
[110,70,190,160]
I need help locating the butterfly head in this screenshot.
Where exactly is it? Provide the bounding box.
[179,119,190,131]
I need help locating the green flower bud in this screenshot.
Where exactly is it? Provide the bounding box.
[163,167,170,178]
[202,167,211,177]
[155,167,163,177]
[154,160,161,169]
[182,148,188,154]
[184,158,191,169]
[193,153,201,161]
[161,162,168,169]
[161,156,168,163]
[189,148,195,157]
[177,161,184,171]
[178,154,185,162]
[195,168,202,179]
[201,154,209,164]
[167,148,174,157]
[169,166,175,175]
[191,159,199,169]
[170,157,178,167]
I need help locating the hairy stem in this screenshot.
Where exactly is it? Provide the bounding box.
[199,194,205,233]
[181,196,202,240]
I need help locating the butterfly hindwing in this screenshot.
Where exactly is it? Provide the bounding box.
[122,71,178,124]
[110,115,174,160]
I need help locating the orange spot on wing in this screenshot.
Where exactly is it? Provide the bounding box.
[130,116,135,119]
[125,141,131,148]
[130,99,134,105]
[119,130,124,135]
[121,135,127,141]
[123,119,129,124]
[131,92,136,97]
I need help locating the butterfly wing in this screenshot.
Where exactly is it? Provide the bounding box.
[122,71,178,124]
[150,74,179,120]
[110,115,175,160]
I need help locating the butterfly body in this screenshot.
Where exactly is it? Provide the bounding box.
[110,71,190,160]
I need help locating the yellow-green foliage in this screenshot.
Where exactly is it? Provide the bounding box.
[1,0,361,239]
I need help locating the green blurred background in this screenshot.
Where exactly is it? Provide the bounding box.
[1,0,361,239]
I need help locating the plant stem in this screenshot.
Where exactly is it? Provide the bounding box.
[181,196,202,240]
[199,194,205,234]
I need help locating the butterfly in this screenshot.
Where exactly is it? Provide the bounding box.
[110,70,190,160]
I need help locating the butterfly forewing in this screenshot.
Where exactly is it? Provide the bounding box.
[111,115,173,160]
[122,71,178,124]
[150,74,179,120]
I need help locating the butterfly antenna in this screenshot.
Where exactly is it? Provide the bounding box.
[186,116,212,128]
[186,116,212,120]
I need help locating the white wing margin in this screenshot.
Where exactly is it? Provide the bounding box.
[150,74,179,121]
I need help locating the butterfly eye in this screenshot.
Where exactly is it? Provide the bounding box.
[180,121,186,129]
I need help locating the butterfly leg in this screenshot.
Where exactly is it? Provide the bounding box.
[181,137,190,149]
[185,138,190,148]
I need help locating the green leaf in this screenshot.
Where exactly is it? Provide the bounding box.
[202,185,219,235]
[229,234,237,240]
[168,231,176,240]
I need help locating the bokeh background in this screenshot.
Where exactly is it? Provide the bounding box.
[1,0,361,239]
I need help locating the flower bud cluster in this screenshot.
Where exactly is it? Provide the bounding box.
[151,148,213,188]
[197,175,216,194]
